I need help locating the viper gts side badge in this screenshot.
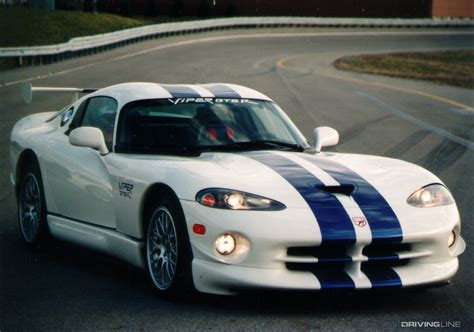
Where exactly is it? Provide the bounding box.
[119,181,134,199]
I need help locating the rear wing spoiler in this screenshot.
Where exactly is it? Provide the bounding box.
[21,82,98,104]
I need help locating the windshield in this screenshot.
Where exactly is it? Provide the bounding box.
[116,98,309,154]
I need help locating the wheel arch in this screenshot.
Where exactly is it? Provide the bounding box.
[140,183,184,237]
[15,149,40,198]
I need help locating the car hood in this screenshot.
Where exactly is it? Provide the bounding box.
[121,150,442,209]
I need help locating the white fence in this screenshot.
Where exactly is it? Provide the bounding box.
[1,17,473,64]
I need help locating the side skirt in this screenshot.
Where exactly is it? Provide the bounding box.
[47,214,146,269]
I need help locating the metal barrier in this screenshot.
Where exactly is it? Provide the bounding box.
[1,17,473,66]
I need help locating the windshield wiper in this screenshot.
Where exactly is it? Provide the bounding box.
[186,140,305,153]
[245,140,305,151]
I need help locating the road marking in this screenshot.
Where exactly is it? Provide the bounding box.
[1,30,474,88]
[355,91,474,150]
[453,108,474,116]
[253,54,289,70]
[2,63,106,87]
[324,72,474,111]
[276,54,474,112]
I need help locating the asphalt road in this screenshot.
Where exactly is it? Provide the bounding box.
[1,28,473,331]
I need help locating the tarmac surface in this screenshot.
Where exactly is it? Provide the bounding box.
[1,28,473,330]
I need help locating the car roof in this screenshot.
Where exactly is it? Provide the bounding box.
[89,82,273,105]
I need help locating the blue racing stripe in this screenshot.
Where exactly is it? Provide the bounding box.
[160,85,201,98]
[204,84,241,98]
[362,266,402,288]
[300,155,403,243]
[246,152,356,244]
[314,270,355,289]
[367,254,399,262]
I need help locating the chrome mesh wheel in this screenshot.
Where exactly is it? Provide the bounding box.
[147,207,178,291]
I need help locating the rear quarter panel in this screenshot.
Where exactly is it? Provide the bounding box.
[10,112,60,207]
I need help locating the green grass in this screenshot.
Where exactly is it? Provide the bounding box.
[0,8,196,47]
[334,50,474,89]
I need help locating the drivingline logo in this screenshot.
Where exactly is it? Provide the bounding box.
[400,321,461,328]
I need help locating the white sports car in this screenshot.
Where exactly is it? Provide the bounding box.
[11,82,465,296]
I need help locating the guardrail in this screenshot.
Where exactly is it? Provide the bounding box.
[1,17,473,66]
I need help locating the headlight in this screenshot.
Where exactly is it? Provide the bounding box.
[407,184,454,208]
[196,188,286,210]
[448,230,456,248]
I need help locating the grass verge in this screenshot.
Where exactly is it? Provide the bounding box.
[0,8,195,47]
[334,50,474,89]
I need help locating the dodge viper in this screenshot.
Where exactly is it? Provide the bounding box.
[10,82,465,296]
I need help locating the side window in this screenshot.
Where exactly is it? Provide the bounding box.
[80,97,118,150]
[61,107,74,127]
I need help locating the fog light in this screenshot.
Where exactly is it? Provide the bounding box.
[215,234,236,255]
[448,231,456,248]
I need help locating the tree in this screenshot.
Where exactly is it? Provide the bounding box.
[172,0,183,17]
[146,0,159,16]
[83,0,93,12]
[198,0,209,17]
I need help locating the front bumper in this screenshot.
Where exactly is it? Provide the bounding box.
[180,200,465,295]
[192,257,459,295]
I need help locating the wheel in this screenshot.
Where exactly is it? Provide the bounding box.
[18,163,49,246]
[145,198,194,298]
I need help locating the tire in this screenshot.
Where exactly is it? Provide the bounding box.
[145,198,194,298]
[17,161,49,247]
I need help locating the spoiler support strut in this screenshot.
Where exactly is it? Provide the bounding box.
[21,83,98,104]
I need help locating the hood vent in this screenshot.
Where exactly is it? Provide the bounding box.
[318,185,355,196]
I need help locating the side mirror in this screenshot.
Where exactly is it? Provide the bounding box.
[69,127,109,155]
[312,126,339,153]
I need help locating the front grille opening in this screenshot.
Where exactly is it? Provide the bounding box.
[286,242,412,278]
[286,243,412,289]
[287,262,356,289]
[363,243,411,259]
[286,261,346,272]
[288,244,347,259]
[362,259,409,269]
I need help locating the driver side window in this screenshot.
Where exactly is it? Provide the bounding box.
[80,97,118,150]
